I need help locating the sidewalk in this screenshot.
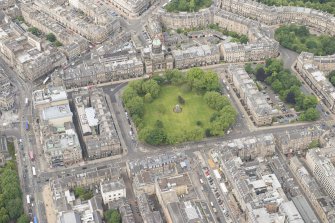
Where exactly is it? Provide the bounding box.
[42,185,57,223]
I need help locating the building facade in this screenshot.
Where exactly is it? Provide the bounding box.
[226,65,275,126]
[100,179,126,204]
[73,88,122,160]
[296,52,335,113]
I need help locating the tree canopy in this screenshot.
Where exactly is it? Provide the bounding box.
[17,214,30,223]
[27,27,42,37]
[165,0,212,12]
[104,209,121,223]
[329,70,335,86]
[257,59,319,121]
[258,0,335,17]
[74,187,93,201]
[186,68,220,92]
[0,142,26,223]
[46,33,56,42]
[275,24,335,56]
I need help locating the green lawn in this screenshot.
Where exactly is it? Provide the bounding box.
[142,85,215,140]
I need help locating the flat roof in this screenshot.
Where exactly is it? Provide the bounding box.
[85,107,99,126]
[42,104,72,120]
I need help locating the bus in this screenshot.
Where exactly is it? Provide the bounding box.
[25,121,29,131]
[29,150,34,161]
[32,166,36,176]
[25,98,29,106]
[220,182,228,194]
[26,195,30,204]
[43,76,50,85]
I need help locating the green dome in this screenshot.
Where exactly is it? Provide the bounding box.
[152,38,161,47]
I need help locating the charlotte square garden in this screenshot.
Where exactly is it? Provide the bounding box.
[122,68,237,145]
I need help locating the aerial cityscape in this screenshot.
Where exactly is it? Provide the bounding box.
[1,0,335,222]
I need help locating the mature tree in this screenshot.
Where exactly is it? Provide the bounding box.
[255,67,267,82]
[138,127,151,141]
[185,128,203,141]
[165,69,184,85]
[17,214,29,223]
[131,114,143,129]
[0,194,5,208]
[145,128,166,145]
[165,0,211,12]
[329,70,335,86]
[265,59,283,75]
[204,91,230,110]
[109,210,121,223]
[196,120,202,126]
[302,95,318,110]
[1,170,21,201]
[28,27,41,36]
[152,75,165,85]
[209,105,236,136]
[126,96,144,117]
[271,79,283,93]
[186,68,220,92]
[239,35,248,44]
[17,214,30,223]
[220,105,237,122]
[329,70,335,78]
[6,198,23,219]
[104,209,121,223]
[244,63,253,74]
[306,40,318,49]
[189,0,195,11]
[286,91,296,104]
[82,191,93,201]
[144,93,153,103]
[209,118,228,136]
[202,71,220,92]
[210,112,219,122]
[178,95,185,104]
[122,87,138,104]
[275,24,335,56]
[142,79,160,98]
[128,80,144,95]
[46,33,56,42]
[0,208,9,223]
[296,26,309,36]
[186,67,205,90]
[74,187,85,198]
[301,108,320,121]
[74,187,93,200]
[205,128,211,137]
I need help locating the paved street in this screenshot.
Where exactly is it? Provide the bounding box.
[279,45,299,70]
[0,55,325,223]
[0,2,332,223]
